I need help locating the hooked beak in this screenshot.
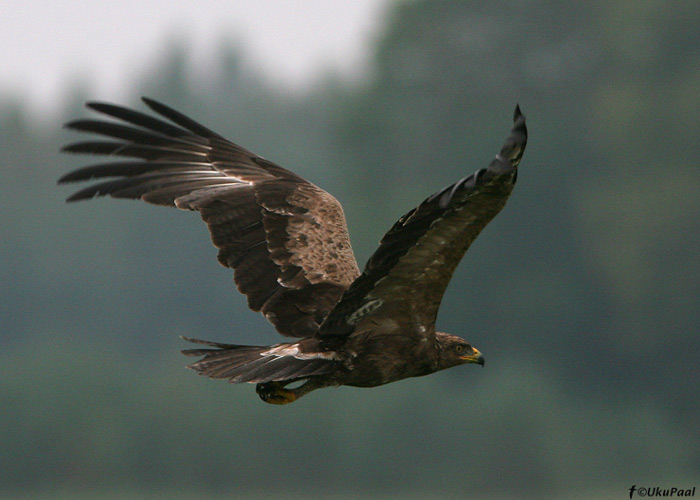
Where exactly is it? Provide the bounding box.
[461,347,485,367]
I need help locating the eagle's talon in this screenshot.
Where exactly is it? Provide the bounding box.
[256,382,297,405]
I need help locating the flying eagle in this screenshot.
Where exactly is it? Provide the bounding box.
[59,98,527,404]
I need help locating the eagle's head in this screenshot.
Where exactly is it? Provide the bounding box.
[435,332,484,370]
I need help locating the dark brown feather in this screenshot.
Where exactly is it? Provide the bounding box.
[320,106,527,337]
[60,98,360,338]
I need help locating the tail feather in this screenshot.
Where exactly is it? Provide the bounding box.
[181,336,338,384]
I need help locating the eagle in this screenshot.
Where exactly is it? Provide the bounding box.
[59,98,527,404]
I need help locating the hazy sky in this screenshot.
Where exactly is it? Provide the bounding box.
[1,0,389,114]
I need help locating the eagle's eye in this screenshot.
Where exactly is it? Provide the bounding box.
[454,344,464,353]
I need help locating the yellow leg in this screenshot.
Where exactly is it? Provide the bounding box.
[256,381,298,405]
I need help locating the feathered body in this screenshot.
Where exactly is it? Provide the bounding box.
[60,98,527,404]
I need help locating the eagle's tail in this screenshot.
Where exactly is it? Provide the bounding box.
[180,336,337,384]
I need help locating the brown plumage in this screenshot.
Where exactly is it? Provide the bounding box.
[59,98,527,404]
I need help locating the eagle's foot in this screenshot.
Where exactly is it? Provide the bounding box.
[256,381,298,405]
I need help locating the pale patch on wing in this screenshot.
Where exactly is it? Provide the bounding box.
[260,343,339,361]
[346,298,384,325]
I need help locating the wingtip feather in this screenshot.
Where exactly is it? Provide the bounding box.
[510,104,527,152]
[140,96,171,116]
[85,101,106,111]
[514,103,523,122]
[56,172,72,184]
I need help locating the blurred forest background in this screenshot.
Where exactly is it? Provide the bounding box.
[2,1,699,499]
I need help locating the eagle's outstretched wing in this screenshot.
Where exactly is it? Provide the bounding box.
[59,98,360,338]
[320,106,527,337]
